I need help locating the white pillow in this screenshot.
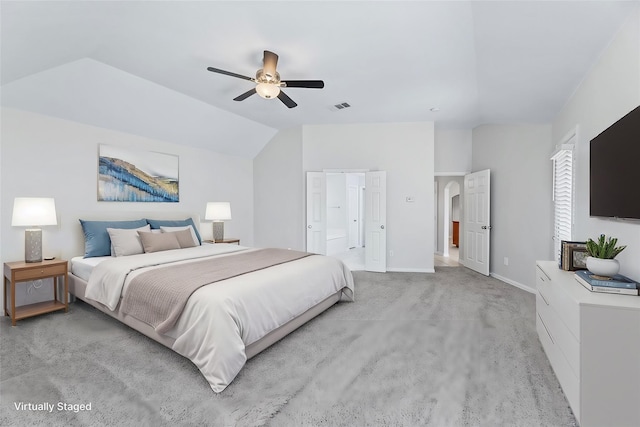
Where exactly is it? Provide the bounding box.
[160,225,199,246]
[107,225,151,257]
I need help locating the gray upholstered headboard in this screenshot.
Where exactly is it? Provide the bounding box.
[66,212,201,260]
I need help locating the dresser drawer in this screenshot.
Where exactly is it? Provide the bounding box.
[537,292,580,379]
[537,311,557,360]
[13,264,66,281]
[536,266,580,342]
[537,313,581,420]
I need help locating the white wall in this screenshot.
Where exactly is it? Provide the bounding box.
[253,127,304,250]
[472,124,553,291]
[303,122,435,272]
[434,128,472,174]
[1,108,254,308]
[553,9,640,282]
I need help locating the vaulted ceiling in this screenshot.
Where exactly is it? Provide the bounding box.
[1,1,637,157]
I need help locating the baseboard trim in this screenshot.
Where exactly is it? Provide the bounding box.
[387,268,435,273]
[490,272,536,294]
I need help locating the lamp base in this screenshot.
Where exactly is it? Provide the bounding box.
[213,222,225,242]
[25,228,43,263]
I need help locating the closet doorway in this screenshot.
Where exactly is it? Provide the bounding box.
[325,172,365,258]
[306,171,386,272]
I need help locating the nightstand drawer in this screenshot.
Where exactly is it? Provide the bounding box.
[14,264,66,281]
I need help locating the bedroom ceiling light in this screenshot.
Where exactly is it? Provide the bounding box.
[255,82,280,99]
[207,50,324,108]
[12,197,58,263]
[205,202,232,242]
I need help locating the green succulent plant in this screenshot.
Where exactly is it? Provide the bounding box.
[585,234,626,259]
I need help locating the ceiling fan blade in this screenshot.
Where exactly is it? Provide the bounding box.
[233,88,257,101]
[263,50,279,78]
[207,67,254,82]
[282,80,325,89]
[277,90,297,108]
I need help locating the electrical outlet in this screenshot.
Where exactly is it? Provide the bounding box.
[504,257,509,266]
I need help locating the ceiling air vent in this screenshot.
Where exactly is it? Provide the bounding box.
[330,102,351,111]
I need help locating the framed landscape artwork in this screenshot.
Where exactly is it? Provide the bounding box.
[98,144,179,202]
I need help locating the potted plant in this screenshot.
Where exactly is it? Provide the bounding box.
[585,234,626,277]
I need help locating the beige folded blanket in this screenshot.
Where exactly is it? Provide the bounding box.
[120,248,313,333]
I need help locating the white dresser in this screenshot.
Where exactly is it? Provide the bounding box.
[535,261,640,427]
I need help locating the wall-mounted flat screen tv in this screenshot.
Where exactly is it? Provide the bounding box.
[590,105,640,219]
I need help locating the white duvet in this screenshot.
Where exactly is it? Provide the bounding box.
[84,245,354,392]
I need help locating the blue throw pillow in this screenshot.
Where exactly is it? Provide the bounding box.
[145,218,202,244]
[79,219,148,258]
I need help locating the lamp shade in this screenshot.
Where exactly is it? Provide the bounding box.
[205,202,232,221]
[11,197,57,226]
[255,82,281,99]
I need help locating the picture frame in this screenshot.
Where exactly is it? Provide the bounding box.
[568,246,588,271]
[98,144,179,202]
[560,240,586,270]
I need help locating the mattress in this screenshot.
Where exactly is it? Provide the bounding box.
[71,256,109,282]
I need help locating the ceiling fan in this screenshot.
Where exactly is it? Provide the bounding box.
[207,50,324,108]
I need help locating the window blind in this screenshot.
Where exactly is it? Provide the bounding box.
[551,143,575,262]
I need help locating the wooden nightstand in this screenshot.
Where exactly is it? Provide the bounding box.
[3,259,68,326]
[204,238,240,245]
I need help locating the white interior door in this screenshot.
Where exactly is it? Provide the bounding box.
[365,171,387,272]
[306,172,327,254]
[463,169,490,275]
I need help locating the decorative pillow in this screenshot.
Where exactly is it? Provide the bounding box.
[165,228,198,249]
[145,218,202,244]
[79,219,147,258]
[160,225,199,247]
[107,225,150,257]
[138,231,181,253]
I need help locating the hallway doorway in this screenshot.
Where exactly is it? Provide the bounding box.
[434,175,464,267]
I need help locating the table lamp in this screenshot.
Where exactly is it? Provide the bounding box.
[205,202,231,242]
[11,197,57,263]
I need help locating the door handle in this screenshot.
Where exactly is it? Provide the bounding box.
[380,225,385,229]
[308,225,312,229]
[481,225,492,230]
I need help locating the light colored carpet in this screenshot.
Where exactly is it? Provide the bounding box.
[0,268,577,426]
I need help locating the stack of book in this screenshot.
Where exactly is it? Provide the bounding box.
[575,269,640,296]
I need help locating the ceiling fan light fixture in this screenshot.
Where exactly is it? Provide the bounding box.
[256,82,280,99]
[207,49,323,107]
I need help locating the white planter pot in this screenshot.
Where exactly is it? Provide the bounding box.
[586,257,620,278]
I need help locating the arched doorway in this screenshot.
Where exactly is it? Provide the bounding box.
[442,180,460,260]
[434,177,462,267]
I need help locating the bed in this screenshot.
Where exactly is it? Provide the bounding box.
[67,213,354,392]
